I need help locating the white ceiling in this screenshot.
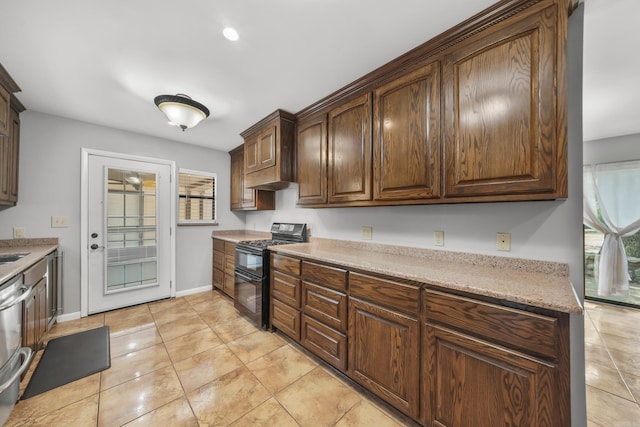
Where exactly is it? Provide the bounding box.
[0,0,636,151]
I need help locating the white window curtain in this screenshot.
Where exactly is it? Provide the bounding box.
[583,161,640,296]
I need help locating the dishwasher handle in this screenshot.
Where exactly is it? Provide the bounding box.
[0,284,32,312]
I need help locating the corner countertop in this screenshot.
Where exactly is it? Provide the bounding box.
[0,239,59,284]
[269,238,582,315]
[211,230,271,243]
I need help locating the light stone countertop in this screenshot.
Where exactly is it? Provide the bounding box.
[269,238,583,314]
[0,239,59,284]
[211,230,271,243]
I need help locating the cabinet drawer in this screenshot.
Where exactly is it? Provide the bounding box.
[224,274,235,298]
[224,241,236,254]
[349,272,420,315]
[302,281,347,331]
[23,259,46,285]
[302,261,347,291]
[213,250,225,271]
[224,254,235,276]
[424,289,558,359]
[272,254,300,276]
[272,270,300,308]
[213,268,224,290]
[272,299,300,341]
[301,314,347,371]
[213,239,225,252]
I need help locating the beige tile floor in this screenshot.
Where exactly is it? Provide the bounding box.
[6,290,412,427]
[585,300,640,427]
[6,291,639,426]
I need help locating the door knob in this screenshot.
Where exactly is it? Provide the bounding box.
[91,233,98,238]
[90,244,104,250]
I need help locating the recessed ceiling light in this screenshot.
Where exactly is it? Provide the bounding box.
[223,27,239,41]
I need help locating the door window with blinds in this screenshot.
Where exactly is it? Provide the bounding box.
[178,169,217,224]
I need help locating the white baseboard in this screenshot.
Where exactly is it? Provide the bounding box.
[57,311,82,323]
[176,285,213,298]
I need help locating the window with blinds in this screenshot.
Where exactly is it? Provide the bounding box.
[178,169,217,224]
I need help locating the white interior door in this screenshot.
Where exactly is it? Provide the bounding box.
[86,153,172,314]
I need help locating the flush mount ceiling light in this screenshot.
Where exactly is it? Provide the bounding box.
[154,94,210,131]
[223,27,239,41]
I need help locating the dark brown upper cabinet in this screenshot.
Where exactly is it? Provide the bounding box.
[328,93,372,204]
[443,3,567,200]
[373,61,441,201]
[229,144,275,211]
[296,113,328,206]
[0,64,23,208]
[241,110,296,191]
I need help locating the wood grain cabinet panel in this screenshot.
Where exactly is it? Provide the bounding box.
[272,254,301,277]
[328,93,372,203]
[443,5,565,199]
[296,113,328,206]
[373,61,441,201]
[272,270,301,308]
[0,83,9,136]
[272,298,301,341]
[349,272,420,315]
[301,261,347,291]
[301,281,347,331]
[423,324,559,427]
[229,145,275,211]
[349,296,420,419]
[302,314,348,370]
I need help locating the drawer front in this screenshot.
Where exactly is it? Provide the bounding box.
[213,238,225,252]
[272,254,301,276]
[213,250,225,271]
[224,254,235,276]
[223,274,235,298]
[349,272,420,315]
[424,289,558,359]
[272,270,301,308]
[301,314,348,371]
[302,282,347,331]
[213,268,224,290]
[224,241,236,254]
[302,261,347,291]
[272,299,300,341]
[23,259,47,285]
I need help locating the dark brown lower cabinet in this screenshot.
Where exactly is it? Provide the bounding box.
[423,325,558,426]
[301,314,347,370]
[271,298,300,340]
[348,297,420,419]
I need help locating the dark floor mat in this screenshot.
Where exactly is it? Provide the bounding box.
[21,326,111,399]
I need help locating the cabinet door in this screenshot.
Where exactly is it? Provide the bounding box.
[230,148,247,210]
[373,61,441,201]
[296,113,328,205]
[36,279,47,346]
[423,324,558,427]
[348,297,420,418]
[328,93,372,203]
[23,292,36,351]
[0,84,9,136]
[244,132,260,173]
[443,6,562,198]
[8,107,19,202]
[0,134,9,202]
[258,124,277,170]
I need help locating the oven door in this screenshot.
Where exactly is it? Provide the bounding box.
[234,246,264,278]
[234,270,265,329]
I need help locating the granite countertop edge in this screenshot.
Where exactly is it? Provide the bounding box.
[0,239,60,284]
[211,230,271,243]
[269,238,583,315]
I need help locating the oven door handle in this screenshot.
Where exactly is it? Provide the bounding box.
[234,270,260,282]
[0,347,33,394]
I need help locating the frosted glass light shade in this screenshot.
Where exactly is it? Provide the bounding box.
[154,94,210,131]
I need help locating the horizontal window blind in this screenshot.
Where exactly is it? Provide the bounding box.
[178,170,216,223]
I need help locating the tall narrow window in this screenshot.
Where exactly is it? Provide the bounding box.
[178,169,217,224]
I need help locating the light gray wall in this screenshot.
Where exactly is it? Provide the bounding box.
[0,111,246,315]
[584,132,640,164]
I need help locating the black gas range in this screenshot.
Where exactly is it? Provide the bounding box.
[234,223,307,329]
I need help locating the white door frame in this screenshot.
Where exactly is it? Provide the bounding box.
[80,148,176,317]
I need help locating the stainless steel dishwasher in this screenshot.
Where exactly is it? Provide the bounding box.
[0,274,33,425]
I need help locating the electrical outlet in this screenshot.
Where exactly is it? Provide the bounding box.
[13,227,26,239]
[434,231,444,246]
[497,232,511,251]
[361,226,373,240]
[51,215,70,228]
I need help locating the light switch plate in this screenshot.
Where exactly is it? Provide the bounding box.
[13,227,26,239]
[361,226,373,240]
[51,215,70,228]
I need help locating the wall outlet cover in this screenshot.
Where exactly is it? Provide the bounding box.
[434,231,444,246]
[497,232,511,251]
[361,226,373,240]
[13,227,26,239]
